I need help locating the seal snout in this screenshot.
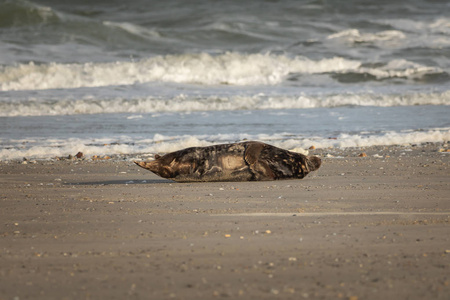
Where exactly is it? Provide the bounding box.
[307,156,321,171]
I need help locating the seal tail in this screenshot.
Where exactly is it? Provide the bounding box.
[134,160,157,172]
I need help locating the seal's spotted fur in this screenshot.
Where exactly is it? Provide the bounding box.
[135,141,321,182]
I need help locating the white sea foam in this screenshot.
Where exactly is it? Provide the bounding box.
[327,29,406,43]
[103,21,161,38]
[0,53,356,91]
[357,59,442,80]
[327,20,450,49]
[371,18,450,48]
[1,52,444,92]
[307,129,450,149]
[429,18,450,35]
[1,129,448,161]
[0,91,448,117]
[377,17,450,35]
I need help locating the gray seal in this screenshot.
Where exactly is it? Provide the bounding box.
[135,141,321,182]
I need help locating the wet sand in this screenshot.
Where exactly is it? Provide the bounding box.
[1,144,449,299]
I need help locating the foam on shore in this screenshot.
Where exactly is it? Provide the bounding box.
[1,129,448,161]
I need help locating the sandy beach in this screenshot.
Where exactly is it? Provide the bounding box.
[1,144,449,300]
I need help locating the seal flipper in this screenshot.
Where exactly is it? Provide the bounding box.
[244,142,265,165]
[244,142,275,180]
[135,160,174,179]
[134,160,158,172]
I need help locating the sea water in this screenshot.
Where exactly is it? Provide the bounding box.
[0,0,449,160]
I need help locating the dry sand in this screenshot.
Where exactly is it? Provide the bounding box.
[1,144,449,300]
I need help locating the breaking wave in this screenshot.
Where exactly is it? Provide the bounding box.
[0,0,59,28]
[327,29,406,43]
[0,53,360,91]
[1,91,448,117]
[1,53,447,92]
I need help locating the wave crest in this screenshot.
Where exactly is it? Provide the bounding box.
[0,0,59,28]
[1,92,448,117]
[1,53,447,91]
[0,53,361,91]
[327,29,406,43]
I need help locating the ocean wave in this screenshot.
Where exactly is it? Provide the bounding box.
[326,21,450,50]
[370,18,450,48]
[0,0,59,28]
[0,53,360,91]
[0,0,171,62]
[1,129,449,161]
[376,17,450,35]
[1,92,448,117]
[103,20,161,39]
[361,59,442,80]
[334,59,447,83]
[1,53,448,91]
[327,29,406,43]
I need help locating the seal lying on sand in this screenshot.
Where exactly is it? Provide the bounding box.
[135,141,321,182]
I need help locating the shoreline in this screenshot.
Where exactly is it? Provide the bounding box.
[3,141,449,163]
[1,144,449,299]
